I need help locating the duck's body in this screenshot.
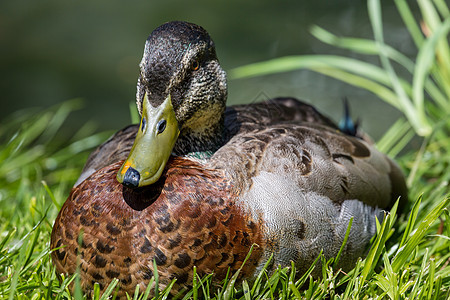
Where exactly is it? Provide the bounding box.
[51,22,407,298]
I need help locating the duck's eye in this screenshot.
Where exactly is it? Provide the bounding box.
[191,60,200,71]
[141,117,146,132]
[157,120,166,134]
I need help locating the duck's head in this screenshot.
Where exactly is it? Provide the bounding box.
[117,21,227,188]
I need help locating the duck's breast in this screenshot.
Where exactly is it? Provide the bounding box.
[51,158,265,297]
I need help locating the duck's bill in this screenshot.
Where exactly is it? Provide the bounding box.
[117,94,179,188]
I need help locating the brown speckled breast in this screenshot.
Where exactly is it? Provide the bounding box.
[51,158,263,298]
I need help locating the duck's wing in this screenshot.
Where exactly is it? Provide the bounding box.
[75,125,138,187]
[211,122,407,210]
[210,121,407,274]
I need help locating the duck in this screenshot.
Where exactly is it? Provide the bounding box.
[51,21,408,298]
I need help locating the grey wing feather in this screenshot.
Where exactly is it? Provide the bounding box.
[211,123,407,209]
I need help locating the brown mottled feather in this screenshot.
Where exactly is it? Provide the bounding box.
[52,158,263,298]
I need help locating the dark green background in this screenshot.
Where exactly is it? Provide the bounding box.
[0,1,415,139]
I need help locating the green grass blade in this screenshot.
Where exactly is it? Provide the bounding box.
[427,256,436,299]
[250,253,273,296]
[333,217,353,269]
[230,55,408,110]
[153,259,159,299]
[369,0,431,136]
[376,118,412,154]
[391,196,450,272]
[192,266,198,300]
[295,250,321,288]
[413,17,450,113]
[223,244,256,300]
[99,278,119,300]
[38,99,84,143]
[434,0,450,17]
[288,278,302,299]
[394,0,425,47]
[0,228,16,252]
[359,201,398,289]
[42,180,60,210]
[386,129,415,158]
[399,196,422,248]
[310,25,415,71]
[140,277,154,300]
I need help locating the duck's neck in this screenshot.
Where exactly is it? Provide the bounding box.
[173,114,225,158]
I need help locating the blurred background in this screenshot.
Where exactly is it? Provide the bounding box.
[0,0,418,140]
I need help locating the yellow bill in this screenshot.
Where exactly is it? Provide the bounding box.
[117,93,179,188]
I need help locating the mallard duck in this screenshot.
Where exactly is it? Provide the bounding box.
[51,21,408,298]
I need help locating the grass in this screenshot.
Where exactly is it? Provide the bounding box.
[1,0,449,298]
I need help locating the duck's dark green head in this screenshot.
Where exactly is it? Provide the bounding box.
[117,21,227,188]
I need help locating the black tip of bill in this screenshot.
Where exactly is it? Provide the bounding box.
[122,167,140,189]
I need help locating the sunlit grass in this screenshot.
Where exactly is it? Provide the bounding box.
[1,0,449,298]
